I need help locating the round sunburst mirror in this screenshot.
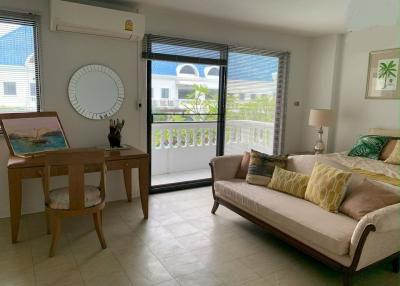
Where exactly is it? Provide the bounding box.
[68,64,124,120]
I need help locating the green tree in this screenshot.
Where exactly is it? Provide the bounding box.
[226,95,275,122]
[179,84,218,121]
[153,84,277,147]
[378,60,397,89]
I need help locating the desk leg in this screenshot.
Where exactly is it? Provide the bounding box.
[123,168,132,202]
[139,158,149,219]
[8,169,22,243]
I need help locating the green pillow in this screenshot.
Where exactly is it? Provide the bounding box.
[348,135,389,160]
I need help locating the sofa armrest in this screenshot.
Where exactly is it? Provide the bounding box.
[350,203,400,256]
[210,155,243,181]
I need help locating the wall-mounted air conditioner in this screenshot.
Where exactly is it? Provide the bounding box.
[50,0,145,41]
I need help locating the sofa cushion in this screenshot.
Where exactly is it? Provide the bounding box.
[380,139,397,160]
[246,150,287,186]
[385,140,400,165]
[348,135,389,160]
[288,155,365,191]
[267,166,310,198]
[305,162,352,213]
[340,179,400,220]
[214,179,357,256]
[236,151,250,179]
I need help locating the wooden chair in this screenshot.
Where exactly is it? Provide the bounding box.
[42,148,107,257]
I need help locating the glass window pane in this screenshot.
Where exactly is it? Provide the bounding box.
[207,67,219,76]
[151,60,220,186]
[225,51,279,155]
[0,20,40,113]
[4,82,16,95]
[177,86,193,99]
[30,82,36,97]
[180,65,196,75]
[161,88,169,99]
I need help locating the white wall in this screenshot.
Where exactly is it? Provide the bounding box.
[138,5,311,154]
[301,34,343,153]
[333,25,400,151]
[304,0,400,153]
[0,0,312,218]
[0,0,143,218]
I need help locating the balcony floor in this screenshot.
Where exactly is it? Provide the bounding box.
[152,168,211,186]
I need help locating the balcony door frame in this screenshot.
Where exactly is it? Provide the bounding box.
[144,37,289,194]
[146,61,227,194]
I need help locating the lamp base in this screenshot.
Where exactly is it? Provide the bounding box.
[314,127,325,154]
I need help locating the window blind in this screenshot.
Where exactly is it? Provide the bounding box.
[142,34,228,66]
[143,34,290,155]
[0,10,41,114]
[225,46,289,155]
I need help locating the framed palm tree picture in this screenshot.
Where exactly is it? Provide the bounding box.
[366,48,400,99]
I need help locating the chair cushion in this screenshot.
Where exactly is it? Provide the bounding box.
[48,185,101,210]
[214,179,357,256]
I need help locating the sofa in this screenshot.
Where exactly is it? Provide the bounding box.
[209,154,400,286]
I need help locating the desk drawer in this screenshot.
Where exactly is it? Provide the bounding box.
[107,159,140,170]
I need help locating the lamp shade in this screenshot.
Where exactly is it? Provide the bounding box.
[309,109,333,127]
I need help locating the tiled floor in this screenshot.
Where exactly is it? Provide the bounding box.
[0,187,398,286]
[152,169,210,186]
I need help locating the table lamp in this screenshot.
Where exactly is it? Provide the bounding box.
[309,109,333,154]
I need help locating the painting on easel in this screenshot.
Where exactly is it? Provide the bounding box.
[0,112,69,157]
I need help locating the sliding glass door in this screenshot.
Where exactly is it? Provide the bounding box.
[224,48,287,155]
[143,35,288,192]
[143,35,227,191]
[150,60,221,188]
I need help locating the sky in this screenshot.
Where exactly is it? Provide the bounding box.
[3,117,62,136]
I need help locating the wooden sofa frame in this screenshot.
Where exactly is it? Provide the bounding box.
[209,163,399,286]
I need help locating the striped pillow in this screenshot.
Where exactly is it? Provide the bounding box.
[268,166,310,198]
[246,149,288,186]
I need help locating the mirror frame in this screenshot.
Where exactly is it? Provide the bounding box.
[68,64,124,120]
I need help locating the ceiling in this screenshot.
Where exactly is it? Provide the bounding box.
[114,0,352,36]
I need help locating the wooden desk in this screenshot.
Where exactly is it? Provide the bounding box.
[7,147,149,243]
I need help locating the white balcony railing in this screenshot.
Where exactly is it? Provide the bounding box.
[224,120,274,155]
[151,120,274,176]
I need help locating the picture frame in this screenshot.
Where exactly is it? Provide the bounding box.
[366,48,400,99]
[0,112,69,158]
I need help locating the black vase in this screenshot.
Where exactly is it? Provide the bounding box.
[108,132,121,148]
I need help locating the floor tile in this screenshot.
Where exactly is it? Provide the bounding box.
[210,260,260,286]
[160,252,207,277]
[34,255,80,286]
[154,280,180,286]
[123,259,173,285]
[175,270,226,286]
[0,187,396,286]
[84,271,132,286]
[164,223,200,238]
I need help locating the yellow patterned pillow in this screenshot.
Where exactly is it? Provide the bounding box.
[268,166,310,198]
[385,140,400,165]
[305,162,352,212]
